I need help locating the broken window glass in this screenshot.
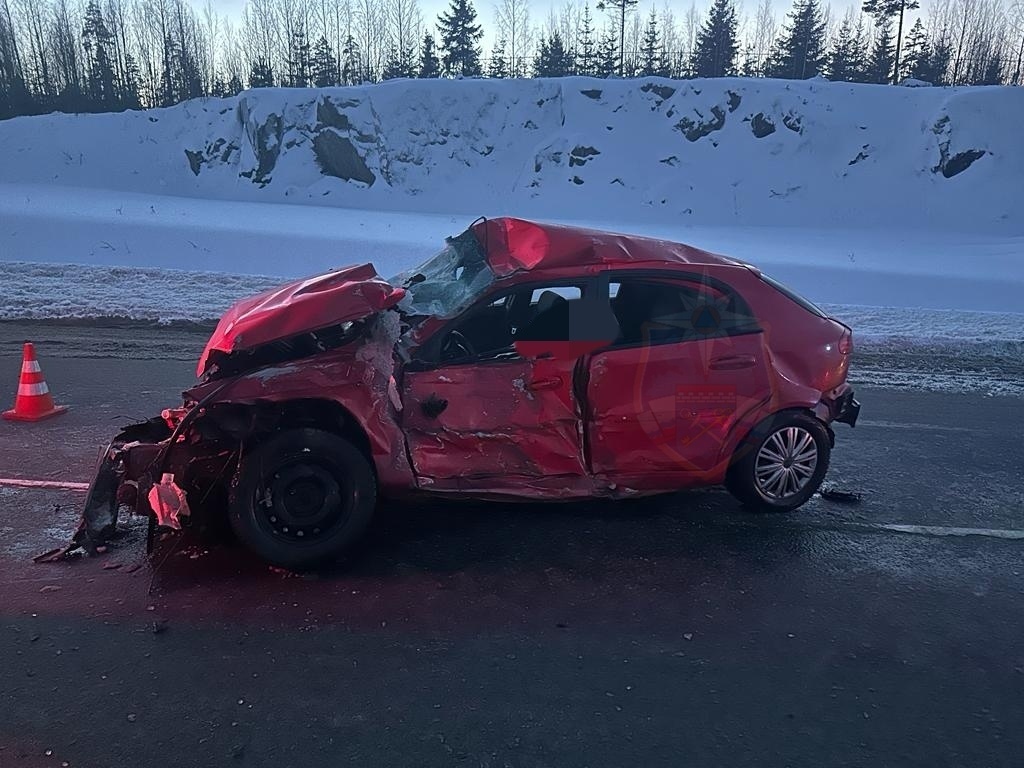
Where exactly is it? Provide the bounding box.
[393,229,495,318]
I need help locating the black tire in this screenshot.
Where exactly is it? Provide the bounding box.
[229,428,376,569]
[725,412,830,512]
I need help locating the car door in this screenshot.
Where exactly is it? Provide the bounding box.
[401,280,612,493]
[585,273,771,484]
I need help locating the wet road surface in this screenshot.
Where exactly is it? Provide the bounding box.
[1,324,1022,768]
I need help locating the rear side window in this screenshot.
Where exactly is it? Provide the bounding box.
[609,278,758,346]
[759,274,828,318]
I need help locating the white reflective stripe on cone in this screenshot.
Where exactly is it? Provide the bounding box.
[21,360,42,373]
[18,382,49,396]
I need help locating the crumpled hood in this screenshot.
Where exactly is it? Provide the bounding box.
[197,263,405,377]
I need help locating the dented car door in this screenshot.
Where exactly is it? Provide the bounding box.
[401,355,588,490]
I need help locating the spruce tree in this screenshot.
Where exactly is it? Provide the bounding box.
[419,33,441,77]
[691,0,739,78]
[534,31,573,77]
[437,0,483,77]
[249,59,274,88]
[979,54,1003,85]
[312,36,338,87]
[288,28,311,87]
[828,15,867,81]
[901,19,931,81]
[341,35,361,83]
[862,0,919,84]
[766,0,828,79]
[927,34,952,84]
[640,8,667,76]
[595,27,619,77]
[577,5,597,76]
[488,38,510,77]
[865,17,895,83]
[82,0,117,108]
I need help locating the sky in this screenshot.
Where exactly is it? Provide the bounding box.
[189,0,809,35]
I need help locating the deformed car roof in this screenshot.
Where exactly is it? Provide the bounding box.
[472,217,746,277]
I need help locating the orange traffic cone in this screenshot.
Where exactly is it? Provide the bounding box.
[3,342,68,422]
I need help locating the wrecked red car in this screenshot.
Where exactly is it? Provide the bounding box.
[72,217,860,568]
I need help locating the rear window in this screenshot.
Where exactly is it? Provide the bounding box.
[760,274,827,318]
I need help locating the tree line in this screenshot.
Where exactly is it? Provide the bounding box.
[2,0,1022,120]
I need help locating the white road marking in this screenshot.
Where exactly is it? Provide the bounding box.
[856,420,976,432]
[872,524,1024,540]
[0,478,90,492]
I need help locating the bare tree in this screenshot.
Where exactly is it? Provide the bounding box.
[1011,0,1024,82]
[384,0,422,76]
[354,0,385,80]
[201,0,220,89]
[750,0,778,70]
[494,0,534,77]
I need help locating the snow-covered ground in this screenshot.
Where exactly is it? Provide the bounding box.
[0,78,1021,394]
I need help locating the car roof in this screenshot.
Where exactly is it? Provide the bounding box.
[472,217,747,277]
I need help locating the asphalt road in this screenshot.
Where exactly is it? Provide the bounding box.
[1,323,1022,768]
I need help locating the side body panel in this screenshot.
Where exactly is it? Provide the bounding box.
[401,356,590,495]
[586,331,773,488]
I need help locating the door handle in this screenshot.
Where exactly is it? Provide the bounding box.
[709,354,756,370]
[527,376,563,391]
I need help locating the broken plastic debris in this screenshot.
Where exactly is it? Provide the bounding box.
[819,486,863,504]
[147,473,192,529]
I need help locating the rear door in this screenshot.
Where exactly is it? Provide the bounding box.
[585,274,771,484]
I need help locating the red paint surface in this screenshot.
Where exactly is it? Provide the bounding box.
[131,218,855,503]
[197,263,405,376]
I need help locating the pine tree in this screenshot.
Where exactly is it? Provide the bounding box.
[577,5,597,76]
[249,58,274,88]
[765,0,828,79]
[828,14,867,81]
[228,73,244,95]
[82,0,117,108]
[691,0,739,78]
[312,36,338,87]
[595,26,619,77]
[596,0,639,76]
[865,16,895,83]
[488,37,510,77]
[534,31,573,76]
[419,32,441,77]
[288,28,311,87]
[862,0,919,84]
[437,0,483,76]
[901,18,931,81]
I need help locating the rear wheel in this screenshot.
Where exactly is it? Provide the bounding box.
[726,412,830,512]
[229,428,376,569]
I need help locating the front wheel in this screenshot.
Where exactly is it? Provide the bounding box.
[229,428,377,569]
[725,412,831,512]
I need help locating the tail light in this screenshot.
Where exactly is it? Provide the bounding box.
[838,328,853,355]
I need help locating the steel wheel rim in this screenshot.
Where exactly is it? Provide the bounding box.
[754,426,818,500]
[254,459,352,543]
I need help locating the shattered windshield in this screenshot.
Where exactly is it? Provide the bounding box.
[392,228,495,318]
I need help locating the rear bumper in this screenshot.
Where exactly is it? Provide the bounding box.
[831,389,861,427]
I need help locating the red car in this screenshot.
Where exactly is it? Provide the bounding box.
[73,218,859,568]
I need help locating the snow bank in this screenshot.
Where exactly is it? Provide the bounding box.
[1,77,1021,233]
